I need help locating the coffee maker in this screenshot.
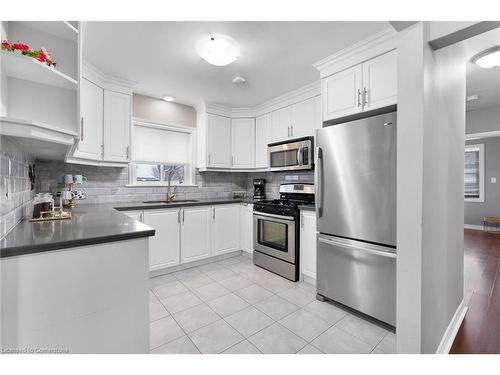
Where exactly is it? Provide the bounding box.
[253,179,266,200]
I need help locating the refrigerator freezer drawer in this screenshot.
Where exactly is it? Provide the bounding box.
[316,234,396,326]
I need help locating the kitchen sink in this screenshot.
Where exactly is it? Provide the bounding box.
[143,200,199,204]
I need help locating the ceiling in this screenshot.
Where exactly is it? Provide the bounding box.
[83,21,390,108]
[465,28,500,112]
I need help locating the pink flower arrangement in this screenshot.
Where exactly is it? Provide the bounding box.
[2,40,56,67]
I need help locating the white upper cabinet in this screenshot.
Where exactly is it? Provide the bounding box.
[75,78,103,160]
[181,206,212,264]
[143,209,181,271]
[322,64,363,121]
[212,205,240,256]
[272,105,292,142]
[231,118,255,168]
[291,97,317,138]
[322,49,397,122]
[255,113,271,168]
[103,90,131,162]
[207,113,232,168]
[362,49,397,112]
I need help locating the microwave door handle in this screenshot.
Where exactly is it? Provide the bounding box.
[315,146,323,217]
[297,147,302,166]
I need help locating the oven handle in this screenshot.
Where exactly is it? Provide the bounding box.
[315,146,323,217]
[253,212,295,221]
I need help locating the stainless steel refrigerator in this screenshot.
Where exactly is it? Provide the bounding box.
[315,110,397,326]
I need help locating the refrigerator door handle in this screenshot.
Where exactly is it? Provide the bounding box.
[315,146,323,217]
[318,235,396,259]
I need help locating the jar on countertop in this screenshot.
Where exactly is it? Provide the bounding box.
[32,192,54,219]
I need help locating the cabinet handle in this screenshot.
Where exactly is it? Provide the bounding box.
[182,209,185,223]
[231,155,234,166]
[208,154,211,164]
[126,146,130,159]
[357,89,362,108]
[291,125,293,138]
[177,210,181,224]
[80,117,84,141]
[212,207,215,220]
[363,88,368,107]
[101,144,104,158]
[287,126,290,138]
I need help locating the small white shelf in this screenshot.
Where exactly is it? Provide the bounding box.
[1,50,77,90]
[0,116,77,160]
[15,21,78,42]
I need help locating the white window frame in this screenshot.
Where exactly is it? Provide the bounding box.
[464,143,484,203]
[127,118,197,187]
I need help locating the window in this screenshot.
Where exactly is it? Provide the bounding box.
[129,120,195,186]
[464,144,484,202]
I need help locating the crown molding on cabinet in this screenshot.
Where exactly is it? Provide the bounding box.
[313,28,397,79]
[82,61,136,95]
[205,80,321,119]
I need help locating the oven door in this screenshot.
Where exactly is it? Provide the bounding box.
[253,212,296,264]
[268,139,313,172]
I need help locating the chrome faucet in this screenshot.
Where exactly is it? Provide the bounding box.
[165,167,184,202]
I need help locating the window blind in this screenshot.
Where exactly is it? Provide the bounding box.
[464,146,480,198]
[133,124,191,165]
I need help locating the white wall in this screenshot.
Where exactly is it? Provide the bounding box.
[396,22,465,353]
[132,94,196,127]
[466,106,500,134]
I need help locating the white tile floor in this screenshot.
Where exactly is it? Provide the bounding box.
[149,254,396,354]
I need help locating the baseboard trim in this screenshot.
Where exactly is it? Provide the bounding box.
[436,299,467,354]
[464,224,483,231]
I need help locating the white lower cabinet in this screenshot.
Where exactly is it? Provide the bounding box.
[212,204,241,256]
[181,206,212,263]
[300,210,317,281]
[133,203,250,272]
[240,204,254,253]
[143,209,181,271]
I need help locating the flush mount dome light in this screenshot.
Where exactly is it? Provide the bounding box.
[162,96,175,102]
[195,34,240,66]
[473,47,500,69]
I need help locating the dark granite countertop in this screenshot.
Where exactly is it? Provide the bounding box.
[0,198,247,258]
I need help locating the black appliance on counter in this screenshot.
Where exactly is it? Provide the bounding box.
[253,183,315,281]
[253,178,266,200]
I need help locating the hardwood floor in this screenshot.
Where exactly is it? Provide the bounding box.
[450,229,500,354]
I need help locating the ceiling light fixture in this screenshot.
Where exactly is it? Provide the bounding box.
[472,46,500,69]
[195,34,240,66]
[232,76,246,84]
[162,96,175,102]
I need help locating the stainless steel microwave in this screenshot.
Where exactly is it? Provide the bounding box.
[268,136,314,172]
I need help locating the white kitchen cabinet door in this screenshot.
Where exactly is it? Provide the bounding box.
[76,78,103,160]
[300,210,317,281]
[291,97,317,138]
[239,204,254,254]
[362,50,397,111]
[255,113,271,168]
[143,209,181,271]
[212,204,240,256]
[272,105,292,142]
[181,206,212,264]
[322,64,363,121]
[231,118,255,168]
[207,113,231,168]
[103,90,131,163]
[122,210,143,222]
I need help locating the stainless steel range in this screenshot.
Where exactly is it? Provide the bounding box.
[253,183,314,281]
